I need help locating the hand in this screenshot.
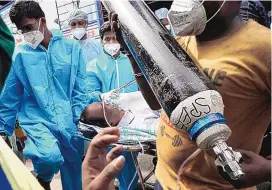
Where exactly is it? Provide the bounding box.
[109,12,128,51]
[82,127,125,190]
[109,12,162,110]
[218,149,271,189]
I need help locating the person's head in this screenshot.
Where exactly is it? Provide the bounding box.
[100,21,120,59]
[202,1,241,26]
[9,0,50,49]
[168,0,241,39]
[200,1,241,39]
[155,8,170,29]
[68,9,88,40]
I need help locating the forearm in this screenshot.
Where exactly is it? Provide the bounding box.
[0,108,17,136]
[0,67,22,135]
[73,48,88,123]
[127,54,161,110]
[72,88,88,124]
[87,72,103,104]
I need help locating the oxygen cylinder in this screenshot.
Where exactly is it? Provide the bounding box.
[102,0,244,180]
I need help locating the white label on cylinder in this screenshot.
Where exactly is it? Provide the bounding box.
[170,90,224,131]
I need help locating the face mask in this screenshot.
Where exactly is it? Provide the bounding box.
[23,18,44,49]
[104,43,121,57]
[168,0,226,37]
[71,28,86,40]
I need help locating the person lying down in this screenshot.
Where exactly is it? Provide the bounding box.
[79,91,160,144]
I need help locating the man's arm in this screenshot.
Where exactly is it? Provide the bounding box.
[0,66,23,135]
[86,70,103,104]
[218,149,271,189]
[109,12,161,110]
[126,55,161,110]
[72,49,88,124]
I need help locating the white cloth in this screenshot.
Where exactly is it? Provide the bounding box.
[94,91,160,143]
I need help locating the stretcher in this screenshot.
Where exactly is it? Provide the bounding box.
[76,122,157,189]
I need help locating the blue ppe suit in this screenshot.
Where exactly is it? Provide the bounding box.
[87,52,139,190]
[87,52,138,103]
[79,38,102,64]
[0,29,88,190]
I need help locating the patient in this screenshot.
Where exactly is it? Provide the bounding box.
[80,91,160,144]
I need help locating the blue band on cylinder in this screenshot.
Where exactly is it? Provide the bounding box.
[188,113,226,141]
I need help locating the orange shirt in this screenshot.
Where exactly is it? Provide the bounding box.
[155,20,271,190]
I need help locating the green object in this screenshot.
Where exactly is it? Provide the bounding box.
[0,16,15,90]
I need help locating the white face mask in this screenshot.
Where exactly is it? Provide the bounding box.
[168,0,226,37]
[23,18,44,49]
[104,43,121,57]
[71,28,86,40]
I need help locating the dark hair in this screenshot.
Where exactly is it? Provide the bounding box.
[99,21,112,40]
[9,0,45,27]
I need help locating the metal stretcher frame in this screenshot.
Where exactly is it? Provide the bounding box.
[108,142,157,190]
[75,124,157,189]
[127,145,156,190]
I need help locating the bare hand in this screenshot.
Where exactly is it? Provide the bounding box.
[108,12,162,110]
[82,127,125,190]
[218,149,271,189]
[109,12,128,51]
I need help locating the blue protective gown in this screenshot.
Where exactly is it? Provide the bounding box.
[87,51,138,103]
[87,52,139,190]
[79,37,102,64]
[0,29,88,190]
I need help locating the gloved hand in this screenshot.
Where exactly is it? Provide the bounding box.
[100,90,121,109]
[108,11,162,111]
